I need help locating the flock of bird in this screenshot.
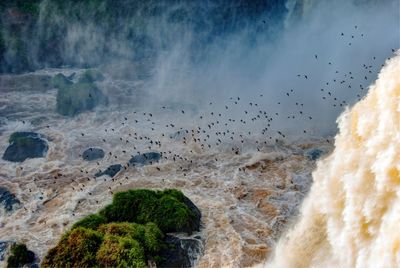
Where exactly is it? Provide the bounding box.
[23,25,396,213]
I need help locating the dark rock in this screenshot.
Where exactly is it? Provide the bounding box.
[6,243,37,268]
[2,132,48,162]
[82,148,104,161]
[0,187,21,213]
[56,80,107,116]
[0,241,11,262]
[158,235,203,268]
[95,164,122,178]
[182,196,201,232]
[129,152,161,166]
[305,148,325,160]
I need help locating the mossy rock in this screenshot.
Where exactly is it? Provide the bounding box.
[100,189,201,234]
[97,222,164,254]
[72,213,107,230]
[6,243,35,268]
[96,235,146,268]
[44,223,163,267]
[51,73,72,89]
[42,227,103,268]
[43,189,201,267]
[78,69,105,84]
[56,80,107,116]
[2,132,48,162]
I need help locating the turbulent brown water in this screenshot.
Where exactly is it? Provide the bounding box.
[0,67,333,267]
[267,53,400,267]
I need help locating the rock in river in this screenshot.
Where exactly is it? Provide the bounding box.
[2,132,48,162]
[95,164,122,178]
[82,148,104,161]
[129,152,161,166]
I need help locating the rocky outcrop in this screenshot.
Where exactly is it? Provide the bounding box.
[2,132,48,162]
[43,189,203,267]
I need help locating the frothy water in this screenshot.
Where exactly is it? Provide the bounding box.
[0,67,333,267]
[267,53,400,267]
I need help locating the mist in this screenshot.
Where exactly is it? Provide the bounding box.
[0,0,399,138]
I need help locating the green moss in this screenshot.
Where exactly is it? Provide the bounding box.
[7,243,34,268]
[100,189,159,224]
[96,235,146,268]
[100,189,197,233]
[42,227,103,268]
[98,222,164,254]
[72,213,107,230]
[143,222,164,253]
[154,195,194,233]
[98,222,146,240]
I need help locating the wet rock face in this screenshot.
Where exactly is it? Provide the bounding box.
[95,164,122,177]
[0,187,21,213]
[82,148,104,161]
[129,152,161,166]
[158,235,203,268]
[2,132,48,162]
[182,195,201,232]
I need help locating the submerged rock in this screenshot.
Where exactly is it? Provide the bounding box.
[158,235,203,268]
[2,132,48,162]
[129,152,161,166]
[82,148,104,161]
[95,164,122,177]
[0,187,21,213]
[305,148,325,160]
